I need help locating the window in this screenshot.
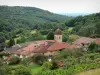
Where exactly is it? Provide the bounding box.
[59,36,60,39]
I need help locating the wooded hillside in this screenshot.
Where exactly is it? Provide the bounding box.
[65,13,100,37]
[0,6,72,43]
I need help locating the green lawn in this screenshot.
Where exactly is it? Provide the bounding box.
[75,68,100,75]
[29,64,42,74]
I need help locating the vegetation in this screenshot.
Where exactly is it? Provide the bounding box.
[75,68,100,75]
[0,6,72,43]
[9,56,20,65]
[1,5,100,75]
[65,13,100,37]
[14,65,32,75]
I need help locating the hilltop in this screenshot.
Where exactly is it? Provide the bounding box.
[0,6,72,31]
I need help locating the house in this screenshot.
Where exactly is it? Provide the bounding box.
[68,37,96,51]
[72,37,95,47]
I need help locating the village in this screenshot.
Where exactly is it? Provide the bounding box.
[0,0,100,74]
[0,28,100,65]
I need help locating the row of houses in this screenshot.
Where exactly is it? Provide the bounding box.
[0,28,100,59]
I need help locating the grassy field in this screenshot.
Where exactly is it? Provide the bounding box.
[29,64,42,74]
[75,68,100,75]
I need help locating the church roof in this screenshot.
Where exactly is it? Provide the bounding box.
[54,28,62,35]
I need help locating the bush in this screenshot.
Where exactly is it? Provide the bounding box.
[42,62,53,71]
[20,58,29,66]
[63,48,85,58]
[9,56,20,65]
[88,42,99,52]
[35,63,100,75]
[32,54,47,65]
[14,65,32,75]
[0,61,12,75]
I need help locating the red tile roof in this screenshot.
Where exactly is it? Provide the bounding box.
[73,37,94,45]
[36,40,56,44]
[47,42,70,51]
[68,44,79,49]
[95,38,100,45]
[15,43,37,55]
[34,44,50,53]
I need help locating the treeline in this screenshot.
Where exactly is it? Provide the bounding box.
[0,6,72,43]
[65,13,100,37]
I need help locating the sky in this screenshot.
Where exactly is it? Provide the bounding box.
[0,0,100,14]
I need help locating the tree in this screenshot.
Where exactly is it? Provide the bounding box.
[0,42,6,51]
[47,31,54,40]
[14,65,32,75]
[0,60,12,75]
[8,38,15,47]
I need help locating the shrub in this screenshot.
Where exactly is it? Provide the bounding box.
[9,56,20,65]
[88,42,99,52]
[20,58,29,66]
[0,61,12,75]
[52,61,59,70]
[14,65,32,75]
[42,62,53,71]
[32,54,47,65]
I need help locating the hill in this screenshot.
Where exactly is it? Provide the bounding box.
[0,6,71,31]
[65,13,100,37]
[0,6,72,43]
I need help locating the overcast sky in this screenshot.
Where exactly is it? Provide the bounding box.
[0,0,100,13]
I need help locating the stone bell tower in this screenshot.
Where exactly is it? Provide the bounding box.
[54,28,62,42]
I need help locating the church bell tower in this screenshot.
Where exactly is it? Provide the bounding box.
[54,28,62,42]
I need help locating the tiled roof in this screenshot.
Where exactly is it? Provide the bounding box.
[68,44,79,49]
[34,44,50,53]
[15,43,37,55]
[47,42,70,51]
[95,38,100,45]
[54,28,62,35]
[36,40,56,44]
[73,37,94,45]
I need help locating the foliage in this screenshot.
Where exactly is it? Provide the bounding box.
[34,52,100,75]
[9,56,20,65]
[62,29,69,42]
[0,60,12,75]
[0,6,72,43]
[34,63,100,75]
[67,34,79,43]
[32,54,47,65]
[88,42,100,52]
[42,62,53,70]
[65,13,100,37]
[47,31,54,40]
[14,65,32,75]
[0,42,6,51]
[8,38,15,47]
[20,58,29,66]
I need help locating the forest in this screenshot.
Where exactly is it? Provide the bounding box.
[0,6,72,43]
[65,13,100,37]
